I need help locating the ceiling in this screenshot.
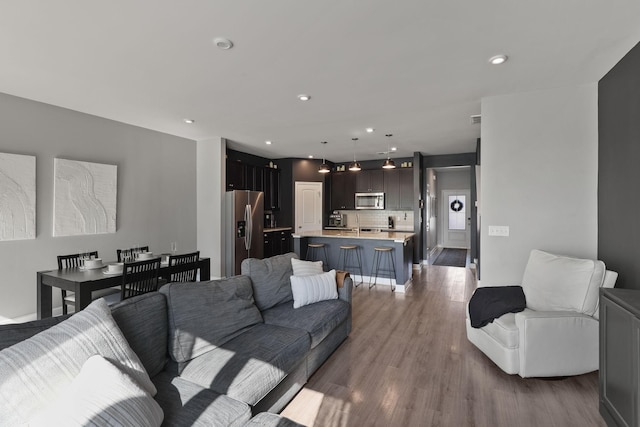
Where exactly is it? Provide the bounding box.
[1,1,640,163]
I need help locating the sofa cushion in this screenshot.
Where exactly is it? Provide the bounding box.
[111,292,168,378]
[291,258,323,276]
[160,277,263,364]
[290,269,339,309]
[262,299,349,348]
[179,323,311,406]
[153,371,251,427]
[30,355,164,427]
[479,312,520,349]
[521,249,606,315]
[0,298,155,426]
[242,252,298,311]
[0,314,71,351]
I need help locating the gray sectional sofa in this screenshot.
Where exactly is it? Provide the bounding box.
[0,252,353,426]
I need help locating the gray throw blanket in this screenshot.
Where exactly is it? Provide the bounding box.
[468,286,526,328]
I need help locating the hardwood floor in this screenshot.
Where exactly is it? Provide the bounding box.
[281,266,605,427]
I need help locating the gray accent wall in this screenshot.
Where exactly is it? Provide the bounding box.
[0,92,197,320]
[599,41,640,290]
[480,84,599,285]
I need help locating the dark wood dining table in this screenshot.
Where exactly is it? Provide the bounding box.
[37,257,210,319]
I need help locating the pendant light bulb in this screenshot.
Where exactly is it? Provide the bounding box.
[318,141,331,173]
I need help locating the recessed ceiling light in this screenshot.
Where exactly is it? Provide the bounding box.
[366,128,375,133]
[297,94,311,101]
[391,147,397,151]
[489,54,508,65]
[213,37,234,50]
[265,140,272,145]
[308,155,314,159]
[183,119,195,124]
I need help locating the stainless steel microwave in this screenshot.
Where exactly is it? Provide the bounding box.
[355,192,385,210]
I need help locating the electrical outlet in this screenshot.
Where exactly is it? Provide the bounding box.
[488,225,510,237]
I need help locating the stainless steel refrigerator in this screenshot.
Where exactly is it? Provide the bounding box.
[225,190,264,276]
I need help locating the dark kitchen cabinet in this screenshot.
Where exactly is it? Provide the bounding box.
[383,169,400,209]
[226,161,280,210]
[263,229,292,258]
[226,159,246,190]
[356,170,384,193]
[264,167,281,211]
[398,168,414,209]
[330,172,356,210]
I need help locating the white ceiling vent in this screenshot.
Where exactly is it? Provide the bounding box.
[470,114,481,125]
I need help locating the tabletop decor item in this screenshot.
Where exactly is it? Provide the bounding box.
[53,158,117,236]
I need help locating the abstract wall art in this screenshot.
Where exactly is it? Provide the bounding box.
[0,153,36,241]
[53,158,117,236]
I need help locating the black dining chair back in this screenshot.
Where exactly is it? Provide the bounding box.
[117,246,150,262]
[121,258,161,300]
[168,251,200,282]
[57,251,99,315]
[57,251,99,269]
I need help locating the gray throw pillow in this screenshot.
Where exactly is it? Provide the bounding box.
[241,252,298,311]
[160,276,263,363]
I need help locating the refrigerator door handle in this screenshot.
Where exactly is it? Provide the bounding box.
[244,204,252,251]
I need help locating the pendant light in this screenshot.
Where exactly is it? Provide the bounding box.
[382,134,396,169]
[318,141,330,173]
[348,138,361,171]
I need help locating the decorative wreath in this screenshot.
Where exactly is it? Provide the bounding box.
[450,199,464,212]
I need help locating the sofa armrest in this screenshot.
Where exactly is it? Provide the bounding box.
[515,310,599,377]
[338,276,353,305]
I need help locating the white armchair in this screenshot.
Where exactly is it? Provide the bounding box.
[466,249,617,377]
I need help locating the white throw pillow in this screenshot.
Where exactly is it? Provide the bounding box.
[0,298,156,426]
[290,269,338,309]
[291,258,323,276]
[521,249,606,315]
[30,355,164,427]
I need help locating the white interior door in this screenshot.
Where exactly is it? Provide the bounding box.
[442,189,470,248]
[295,182,322,233]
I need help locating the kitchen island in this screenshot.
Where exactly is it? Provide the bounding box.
[292,229,415,292]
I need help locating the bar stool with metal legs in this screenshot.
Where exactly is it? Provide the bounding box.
[306,242,329,271]
[338,244,363,287]
[369,246,396,292]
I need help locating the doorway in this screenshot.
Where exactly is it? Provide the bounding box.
[441,189,471,248]
[294,182,323,233]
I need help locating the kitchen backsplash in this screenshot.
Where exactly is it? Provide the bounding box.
[338,210,414,230]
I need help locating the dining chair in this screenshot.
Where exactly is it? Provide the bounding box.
[117,246,150,262]
[167,251,200,282]
[57,251,118,314]
[120,257,162,301]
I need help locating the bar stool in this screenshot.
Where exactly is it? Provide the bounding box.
[370,246,396,292]
[306,242,329,271]
[338,244,364,287]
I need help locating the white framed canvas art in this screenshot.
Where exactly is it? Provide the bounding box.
[53,158,117,236]
[0,153,36,241]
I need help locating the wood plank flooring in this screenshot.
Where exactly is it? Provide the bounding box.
[281,265,605,427]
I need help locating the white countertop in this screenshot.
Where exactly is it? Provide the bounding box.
[292,229,415,243]
[264,227,292,232]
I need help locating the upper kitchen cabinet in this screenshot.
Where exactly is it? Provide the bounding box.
[383,168,413,210]
[330,171,356,210]
[398,168,414,209]
[226,159,246,190]
[263,167,281,211]
[356,170,384,193]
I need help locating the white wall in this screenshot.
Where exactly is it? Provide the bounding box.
[0,93,197,320]
[197,137,225,279]
[480,83,598,285]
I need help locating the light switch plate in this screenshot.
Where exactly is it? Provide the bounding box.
[488,225,510,237]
